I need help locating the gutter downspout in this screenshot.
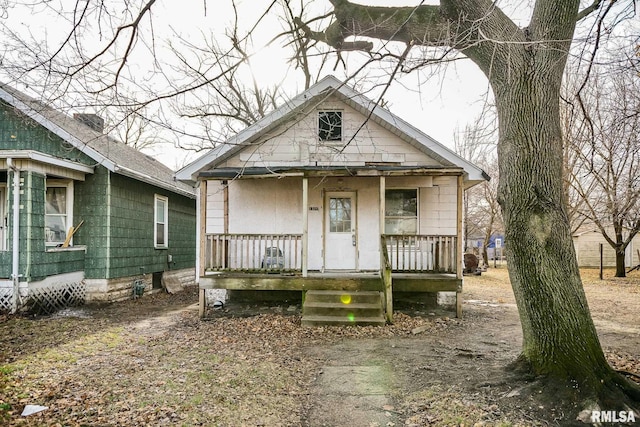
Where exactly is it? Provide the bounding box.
[7,158,20,313]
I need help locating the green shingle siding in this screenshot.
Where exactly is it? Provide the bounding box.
[0,102,93,166]
[106,173,195,279]
[75,167,110,279]
[0,252,10,277]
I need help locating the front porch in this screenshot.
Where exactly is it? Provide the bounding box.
[198,233,463,323]
[196,171,465,325]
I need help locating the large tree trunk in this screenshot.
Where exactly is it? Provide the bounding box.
[494,71,610,385]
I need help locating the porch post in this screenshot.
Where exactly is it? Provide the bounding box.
[380,175,392,322]
[456,174,464,318]
[198,180,207,279]
[198,180,207,319]
[379,176,385,234]
[302,177,308,277]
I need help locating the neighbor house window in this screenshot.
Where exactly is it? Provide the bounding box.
[385,189,417,234]
[318,111,342,142]
[45,180,74,246]
[154,194,168,248]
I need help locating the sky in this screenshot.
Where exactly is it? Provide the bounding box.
[3,0,623,170]
[138,0,495,168]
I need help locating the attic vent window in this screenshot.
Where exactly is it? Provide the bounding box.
[318,111,342,142]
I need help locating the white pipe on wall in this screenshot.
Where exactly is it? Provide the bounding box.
[7,158,20,313]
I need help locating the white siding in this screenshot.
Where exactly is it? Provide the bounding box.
[573,229,639,268]
[217,95,444,169]
[420,176,457,235]
[205,181,225,234]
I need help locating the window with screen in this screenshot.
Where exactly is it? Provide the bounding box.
[45,180,73,246]
[385,189,417,234]
[154,194,168,248]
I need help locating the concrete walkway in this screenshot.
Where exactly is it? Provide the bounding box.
[306,347,399,426]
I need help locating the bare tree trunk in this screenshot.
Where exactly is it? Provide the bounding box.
[494,66,638,401]
[482,224,492,268]
[615,245,627,278]
[496,74,604,380]
[482,244,489,268]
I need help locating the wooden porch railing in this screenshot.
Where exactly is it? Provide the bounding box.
[204,234,302,272]
[383,234,458,273]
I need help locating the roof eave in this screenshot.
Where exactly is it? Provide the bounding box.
[114,165,196,198]
[0,150,95,174]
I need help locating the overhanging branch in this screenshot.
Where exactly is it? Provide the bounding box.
[577,0,603,21]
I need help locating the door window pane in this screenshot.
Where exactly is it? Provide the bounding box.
[329,197,351,232]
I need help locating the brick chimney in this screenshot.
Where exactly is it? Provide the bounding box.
[74,113,104,133]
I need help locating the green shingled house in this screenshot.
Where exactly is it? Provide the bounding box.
[0,83,196,312]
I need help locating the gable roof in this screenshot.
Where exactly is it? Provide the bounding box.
[175,75,489,186]
[0,83,195,198]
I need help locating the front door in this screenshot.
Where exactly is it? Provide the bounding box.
[324,191,357,270]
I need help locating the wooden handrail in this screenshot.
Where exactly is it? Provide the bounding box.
[382,234,458,274]
[204,233,302,272]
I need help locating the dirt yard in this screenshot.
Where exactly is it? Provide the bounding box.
[1,267,639,426]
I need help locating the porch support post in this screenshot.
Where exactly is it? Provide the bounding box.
[456,174,464,318]
[302,177,308,277]
[380,176,392,322]
[379,176,386,234]
[198,180,207,318]
[198,180,207,279]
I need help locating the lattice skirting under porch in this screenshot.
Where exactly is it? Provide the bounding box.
[0,287,12,312]
[27,282,87,314]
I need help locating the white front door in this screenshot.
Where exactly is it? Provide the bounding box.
[324,191,357,270]
[0,186,5,251]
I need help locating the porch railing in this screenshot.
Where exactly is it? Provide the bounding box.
[204,234,302,272]
[383,234,458,273]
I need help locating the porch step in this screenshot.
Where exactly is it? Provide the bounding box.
[302,290,385,327]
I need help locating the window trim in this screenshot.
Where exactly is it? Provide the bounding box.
[45,179,74,247]
[317,110,343,143]
[384,188,418,235]
[154,194,169,249]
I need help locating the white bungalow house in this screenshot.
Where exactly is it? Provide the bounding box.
[176,76,488,325]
